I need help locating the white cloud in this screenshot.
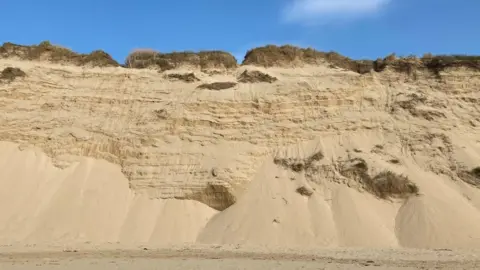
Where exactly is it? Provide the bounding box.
[283,0,391,25]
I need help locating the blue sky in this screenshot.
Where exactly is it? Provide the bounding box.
[1,0,479,63]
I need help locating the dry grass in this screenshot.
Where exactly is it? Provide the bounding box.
[274,150,324,172]
[0,67,26,81]
[242,45,480,76]
[339,158,419,199]
[242,45,373,74]
[458,167,480,187]
[125,49,238,71]
[3,41,477,75]
[0,41,119,67]
[238,70,278,83]
[197,82,237,90]
[374,54,480,77]
[165,72,200,83]
[371,171,419,199]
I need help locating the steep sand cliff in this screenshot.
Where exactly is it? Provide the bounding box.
[1,43,480,249]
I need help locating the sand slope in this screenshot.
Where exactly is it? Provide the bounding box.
[0,142,216,245]
[1,58,480,248]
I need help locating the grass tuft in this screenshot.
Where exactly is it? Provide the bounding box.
[125,49,237,71]
[0,41,119,67]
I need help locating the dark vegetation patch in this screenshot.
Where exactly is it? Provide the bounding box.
[388,159,401,164]
[242,45,373,74]
[182,183,236,211]
[0,41,119,67]
[242,45,480,75]
[165,72,199,83]
[125,49,237,71]
[197,81,237,90]
[296,186,314,197]
[3,41,478,75]
[458,167,480,187]
[339,158,419,199]
[238,70,278,83]
[274,151,324,172]
[0,67,26,81]
[374,54,480,77]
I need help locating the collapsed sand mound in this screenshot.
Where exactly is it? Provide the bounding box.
[197,160,339,247]
[396,195,480,248]
[373,54,480,77]
[0,142,216,245]
[0,41,119,67]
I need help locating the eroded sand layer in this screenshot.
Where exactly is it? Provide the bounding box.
[0,58,480,249]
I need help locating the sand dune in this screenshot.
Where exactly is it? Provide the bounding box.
[0,142,216,245]
[1,54,480,250]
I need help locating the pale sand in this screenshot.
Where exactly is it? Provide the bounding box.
[1,245,480,269]
[1,58,480,261]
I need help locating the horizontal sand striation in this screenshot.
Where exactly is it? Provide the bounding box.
[1,48,480,249]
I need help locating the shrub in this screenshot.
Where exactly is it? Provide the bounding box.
[242,45,374,74]
[0,41,119,67]
[125,49,237,71]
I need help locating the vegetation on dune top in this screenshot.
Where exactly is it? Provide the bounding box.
[0,41,119,67]
[242,45,374,74]
[242,45,480,75]
[339,158,419,199]
[1,41,479,75]
[124,49,238,71]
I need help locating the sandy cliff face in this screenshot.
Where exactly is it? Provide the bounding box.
[1,54,480,248]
